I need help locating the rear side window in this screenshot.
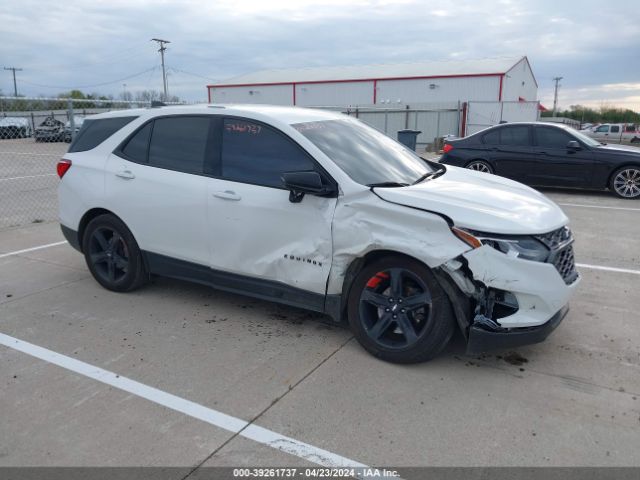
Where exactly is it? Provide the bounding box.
[121,123,152,163]
[535,127,573,148]
[69,116,137,153]
[610,125,620,133]
[148,117,210,174]
[482,129,500,145]
[222,119,316,188]
[500,126,530,146]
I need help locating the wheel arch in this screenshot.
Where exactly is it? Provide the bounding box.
[606,163,640,191]
[338,249,472,336]
[77,208,126,253]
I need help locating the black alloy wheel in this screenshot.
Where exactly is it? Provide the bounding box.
[348,256,455,363]
[83,214,148,292]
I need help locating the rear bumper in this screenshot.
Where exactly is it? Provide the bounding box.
[466,304,568,355]
[60,224,81,252]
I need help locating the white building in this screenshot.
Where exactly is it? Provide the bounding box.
[207,56,537,107]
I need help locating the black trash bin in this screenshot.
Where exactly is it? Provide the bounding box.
[397,129,421,151]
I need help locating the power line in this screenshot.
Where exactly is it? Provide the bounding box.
[19,66,157,90]
[151,38,170,101]
[169,67,219,83]
[4,67,22,96]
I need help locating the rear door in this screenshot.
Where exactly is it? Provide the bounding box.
[529,125,595,187]
[484,125,534,181]
[206,117,338,296]
[105,116,212,265]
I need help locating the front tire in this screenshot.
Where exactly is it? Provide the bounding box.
[82,214,148,292]
[347,256,455,363]
[610,166,640,199]
[465,160,493,174]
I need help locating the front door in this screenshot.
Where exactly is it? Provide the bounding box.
[529,125,595,187]
[207,117,337,296]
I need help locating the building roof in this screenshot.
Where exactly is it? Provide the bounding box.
[209,56,527,87]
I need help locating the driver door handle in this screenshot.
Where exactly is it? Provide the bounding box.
[115,170,135,180]
[213,190,241,201]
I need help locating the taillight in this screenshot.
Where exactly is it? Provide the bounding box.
[443,143,454,154]
[57,159,72,178]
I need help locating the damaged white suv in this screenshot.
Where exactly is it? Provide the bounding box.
[58,105,580,363]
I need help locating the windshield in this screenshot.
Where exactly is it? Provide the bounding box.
[567,126,601,147]
[292,119,433,186]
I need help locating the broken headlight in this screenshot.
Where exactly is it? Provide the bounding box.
[451,227,549,262]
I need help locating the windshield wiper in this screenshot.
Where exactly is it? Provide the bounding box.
[412,167,445,185]
[367,182,410,188]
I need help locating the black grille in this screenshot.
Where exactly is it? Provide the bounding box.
[538,227,578,285]
[551,244,579,285]
[536,226,572,250]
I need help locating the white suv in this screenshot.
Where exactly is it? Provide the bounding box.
[58,104,580,363]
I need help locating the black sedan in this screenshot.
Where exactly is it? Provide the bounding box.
[439,122,640,199]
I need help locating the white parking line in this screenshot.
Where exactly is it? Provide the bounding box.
[576,263,640,276]
[559,202,640,212]
[0,332,367,469]
[0,241,67,259]
[0,173,57,182]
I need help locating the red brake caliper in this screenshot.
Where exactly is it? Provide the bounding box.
[366,271,390,289]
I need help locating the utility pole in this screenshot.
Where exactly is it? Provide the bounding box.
[151,39,170,101]
[4,67,22,96]
[552,76,563,116]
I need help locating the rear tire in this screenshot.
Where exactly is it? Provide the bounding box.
[347,255,455,363]
[82,214,148,292]
[610,166,640,199]
[465,160,493,174]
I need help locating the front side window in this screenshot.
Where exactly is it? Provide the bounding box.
[292,119,433,186]
[148,117,210,174]
[500,126,530,146]
[595,125,609,133]
[535,127,573,149]
[222,119,316,188]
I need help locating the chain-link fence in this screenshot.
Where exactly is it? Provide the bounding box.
[0,96,160,231]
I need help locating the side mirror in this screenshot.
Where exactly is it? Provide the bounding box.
[567,140,581,151]
[282,171,334,203]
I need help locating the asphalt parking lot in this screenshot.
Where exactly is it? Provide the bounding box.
[1,138,639,476]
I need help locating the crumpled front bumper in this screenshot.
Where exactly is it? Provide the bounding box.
[456,244,580,353]
[466,304,569,355]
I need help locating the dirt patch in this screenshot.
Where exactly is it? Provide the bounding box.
[503,351,529,366]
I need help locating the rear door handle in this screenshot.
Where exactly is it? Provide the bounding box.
[213,190,241,201]
[115,170,135,180]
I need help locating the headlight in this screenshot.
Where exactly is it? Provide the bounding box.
[451,227,550,262]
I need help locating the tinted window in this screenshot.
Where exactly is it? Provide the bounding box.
[500,126,530,146]
[610,125,620,133]
[121,123,152,162]
[222,119,316,188]
[148,117,210,174]
[293,119,433,186]
[69,116,137,152]
[535,127,573,148]
[482,129,500,145]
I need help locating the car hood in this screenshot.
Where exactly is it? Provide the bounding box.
[595,143,640,155]
[374,166,568,235]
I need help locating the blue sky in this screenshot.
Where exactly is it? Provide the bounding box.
[2,0,639,110]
